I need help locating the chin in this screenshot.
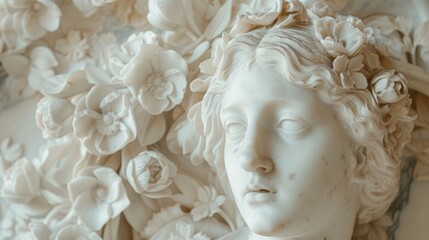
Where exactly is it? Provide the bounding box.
[245,213,290,237]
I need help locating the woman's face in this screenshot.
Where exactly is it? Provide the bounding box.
[220,63,358,237]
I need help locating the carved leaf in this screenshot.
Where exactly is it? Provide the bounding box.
[171,173,200,207]
[0,138,23,162]
[135,107,166,146]
[414,21,429,62]
[123,184,154,236]
[204,0,233,40]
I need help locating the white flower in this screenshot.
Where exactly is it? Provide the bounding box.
[126,150,177,198]
[73,85,137,155]
[315,16,370,57]
[1,158,40,204]
[231,0,281,34]
[168,222,209,240]
[35,97,75,139]
[309,1,335,18]
[370,70,408,104]
[333,55,367,89]
[240,0,282,25]
[55,30,90,61]
[56,224,102,240]
[109,32,159,82]
[0,0,61,49]
[72,0,115,17]
[122,44,188,115]
[68,166,130,230]
[190,185,225,221]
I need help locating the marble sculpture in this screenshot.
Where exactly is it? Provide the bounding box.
[0,0,428,239]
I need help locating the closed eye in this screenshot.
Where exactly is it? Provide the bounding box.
[225,122,247,136]
[276,119,308,134]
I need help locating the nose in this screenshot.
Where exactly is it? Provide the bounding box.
[238,141,274,174]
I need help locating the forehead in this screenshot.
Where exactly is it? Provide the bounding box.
[222,64,320,111]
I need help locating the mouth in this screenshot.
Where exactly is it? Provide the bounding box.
[244,186,276,203]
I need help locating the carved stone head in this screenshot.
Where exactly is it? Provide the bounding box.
[200,8,414,238]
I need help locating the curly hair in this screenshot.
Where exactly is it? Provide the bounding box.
[200,26,404,228]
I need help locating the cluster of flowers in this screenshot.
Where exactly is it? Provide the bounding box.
[0,0,248,239]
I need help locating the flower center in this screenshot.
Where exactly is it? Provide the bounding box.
[96,112,120,136]
[148,159,162,183]
[145,74,167,92]
[92,186,107,203]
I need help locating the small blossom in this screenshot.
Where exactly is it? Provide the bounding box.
[241,0,282,25]
[370,70,408,104]
[169,222,210,240]
[333,55,367,89]
[309,1,335,18]
[55,31,90,61]
[73,85,137,155]
[35,97,75,139]
[190,185,225,221]
[122,44,188,115]
[232,0,282,33]
[126,150,177,197]
[68,166,130,230]
[315,16,370,57]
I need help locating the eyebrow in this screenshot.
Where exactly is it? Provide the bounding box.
[221,98,302,116]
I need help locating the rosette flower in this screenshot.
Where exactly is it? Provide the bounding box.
[35,97,75,139]
[1,158,40,204]
[122,44,188,115]
[370,70,408,104]
[126,150,177,198]
[73,85,137,155]
[315,16,370,57]
[68,166,130,230]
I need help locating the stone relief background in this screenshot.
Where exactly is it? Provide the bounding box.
[0,0,428,239]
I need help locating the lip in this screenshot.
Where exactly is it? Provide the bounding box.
[244,184,276,204]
